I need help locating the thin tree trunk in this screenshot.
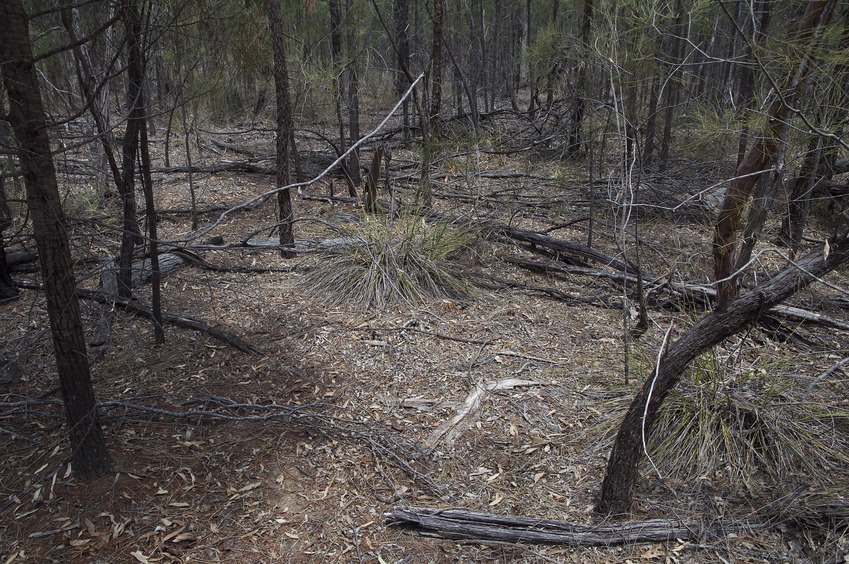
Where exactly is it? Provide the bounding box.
[347,64,362,186]
[138,68,164,344]
[268,0,296,256]
[429,0,444,138]
[393,0,411,141]
[60,3,122,196]
[329,0,355,195]
[118,1,146,298]
[1,0,111,479]
[0,173,18,301]
[735,0,771,166]
[568,0,592,155]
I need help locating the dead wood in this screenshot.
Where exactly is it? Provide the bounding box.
[490,224,632,273]
[155,161,275,176]
[500,252,849,333]
[385,506,757,545]
[598,234,849,515]
[75,288,260,354]
[209,137,273,158]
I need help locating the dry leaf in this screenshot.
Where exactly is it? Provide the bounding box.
[237,481,262,493]
[488,493,504,506]
[130,550,150,563]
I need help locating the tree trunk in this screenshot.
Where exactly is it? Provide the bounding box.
[428,0,444,137]
[329,0,355,195]
[568,0,592,155]
[713,0,837,309]
[0,174,18,301]
[392,0,411,141]
[0,0,111,479]
[735,0,771,166]
[118,1,146,298]
[268,0,296,256]
[60,3,122,197]
[597,232,849,516]
[138,76,164,344]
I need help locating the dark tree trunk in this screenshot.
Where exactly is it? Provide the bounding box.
[0,0,111,479]
[0,175,18,301]
[347,64,362,186]
[138,75,164,344]
[59,3,122,196]
[329,0,355,194]
[118,1,146,298]
[597,233,849,516]
[781,135,822,255]
[568,0,593,154]
[393,0,411,141]
[268,0,296,256]
[735,0,771,166]
[429,0,444,137]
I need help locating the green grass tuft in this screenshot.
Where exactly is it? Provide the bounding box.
[300,213,478,310]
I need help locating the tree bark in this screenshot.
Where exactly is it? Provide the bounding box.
[0,0,111,479]
[568,0,592,154]
[597,233,849,516]
[0,175,18,301]
[268,0,296,256]
[386,506,754,545]
[392,0,411,141]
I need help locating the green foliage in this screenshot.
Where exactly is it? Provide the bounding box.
[676,106,743,161]
[300,212,478,310]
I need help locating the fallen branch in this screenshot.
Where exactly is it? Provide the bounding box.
[501,254,849,333]
[385,506,758,545]
[426,378,542,448]
[75,288,261,354]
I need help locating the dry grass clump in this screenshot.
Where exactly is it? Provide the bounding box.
[644,351,849,487]
[300,212,478,309]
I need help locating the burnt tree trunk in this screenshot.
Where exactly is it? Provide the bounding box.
[393,0,412,141]
[597,233,849,516]
[429,0,444,138]
[567,0,592,154]
[0,0,111,478]
[0,175,18,301]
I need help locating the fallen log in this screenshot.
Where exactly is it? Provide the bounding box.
[490,224,632,273]
[14,278,260,353]
[501,255,849,333]
[385,506,757,545]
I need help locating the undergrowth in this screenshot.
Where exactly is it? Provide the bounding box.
[649,350,849,488]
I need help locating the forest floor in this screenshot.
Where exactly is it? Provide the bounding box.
[1,113,848,563]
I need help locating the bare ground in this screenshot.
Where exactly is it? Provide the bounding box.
[1,122,848,563]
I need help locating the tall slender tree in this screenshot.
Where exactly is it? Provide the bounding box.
[1,0,111,479]
[268,0,296,256]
